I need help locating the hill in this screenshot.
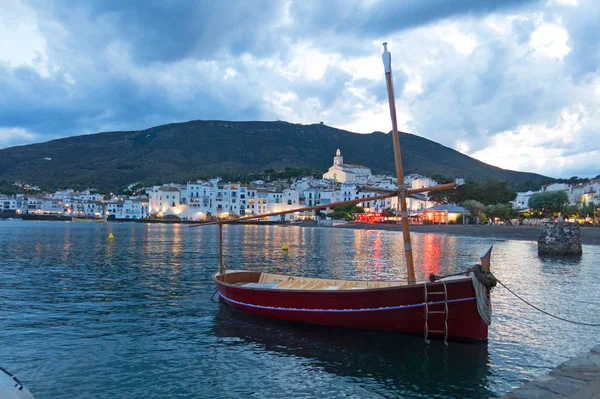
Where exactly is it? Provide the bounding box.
[0,120,552,191]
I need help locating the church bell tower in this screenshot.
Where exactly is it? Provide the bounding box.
[334,149,343,166]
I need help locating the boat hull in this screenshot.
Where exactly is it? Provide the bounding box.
[214,271,488,341]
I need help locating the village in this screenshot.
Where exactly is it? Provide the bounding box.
[1,149,599,225]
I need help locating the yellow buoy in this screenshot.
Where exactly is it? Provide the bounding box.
[282,242,288,251]
[108,233,115,240]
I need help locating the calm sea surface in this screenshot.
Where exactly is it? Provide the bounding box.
[1,221,599,398]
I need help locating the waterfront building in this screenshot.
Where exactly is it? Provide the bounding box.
[423,204,467,224]
[22,196,39,213]
[106,199,148,220]
[148,185,182,216]
[82,201,106,217]
[40,197,65,214]
[1,197,18,213]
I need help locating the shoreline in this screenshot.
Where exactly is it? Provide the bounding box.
[4,216,600,246]
[332,222,600,246]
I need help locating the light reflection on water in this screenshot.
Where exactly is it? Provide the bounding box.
[0,221,599,398]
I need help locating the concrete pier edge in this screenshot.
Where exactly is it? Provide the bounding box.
[502,343,600,398]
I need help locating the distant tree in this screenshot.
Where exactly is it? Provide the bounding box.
[427,175,464,204]
[556,176,589,185]
[529,191,569,217]
[473,179,517,205]
[428,181,473,204]
[463,200,485,217]
[513,179,552,193]
[429,175,454,184]
[564,205,581,219]
[428,179,516,206]
[580,203,596,216]
[330,204,364,220]
[484,203,516,221]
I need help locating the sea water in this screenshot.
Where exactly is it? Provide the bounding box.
[1,221,599,398]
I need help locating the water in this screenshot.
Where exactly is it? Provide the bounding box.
[1,221,599,398]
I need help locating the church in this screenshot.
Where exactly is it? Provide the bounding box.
[322,149,372,183]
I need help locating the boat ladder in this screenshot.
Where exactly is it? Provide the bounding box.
[424,280,448,345]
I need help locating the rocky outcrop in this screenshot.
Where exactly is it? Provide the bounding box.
[538,221,582,256]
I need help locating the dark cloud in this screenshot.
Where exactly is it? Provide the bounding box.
[289,0,542,38]
[0,61,269,140]
[1,0,597,177]
[42,0,288,63]
[561,2,600,79]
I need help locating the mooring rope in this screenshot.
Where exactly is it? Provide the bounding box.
[471,273,492,325]
[497,279,600,327]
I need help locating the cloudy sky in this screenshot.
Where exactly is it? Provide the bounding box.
[1,0,598,178]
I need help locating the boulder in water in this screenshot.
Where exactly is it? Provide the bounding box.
[538,221,582,256]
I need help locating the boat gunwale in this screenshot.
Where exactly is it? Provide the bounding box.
[212,270,471,294]
[217,289,477,312]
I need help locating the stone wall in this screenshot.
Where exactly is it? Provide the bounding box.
[538,221,582,256]
[502,344,600,398]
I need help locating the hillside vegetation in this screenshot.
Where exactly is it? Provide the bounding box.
[0,120,552,191]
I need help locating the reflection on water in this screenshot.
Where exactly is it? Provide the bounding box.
[0,222,599,398]
[214,304,493,399]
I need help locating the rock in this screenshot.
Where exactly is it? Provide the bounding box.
[538,221,582,256]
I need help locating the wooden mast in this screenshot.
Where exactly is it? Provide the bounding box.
[382,42,416,284]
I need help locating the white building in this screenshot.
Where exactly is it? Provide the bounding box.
[106,199,148,219]
[405,174,438,191]
[571,180,600,206]
[148,186,182,216]
[513,191,535,209]
[1,197,18,213]
[513,179,600,209]
[40,197,65,214]
[323,149,372,183]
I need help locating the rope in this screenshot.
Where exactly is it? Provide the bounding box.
[471,273,492,325]
[497,280,600,327]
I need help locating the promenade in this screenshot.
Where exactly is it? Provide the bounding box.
[333,223,600,245]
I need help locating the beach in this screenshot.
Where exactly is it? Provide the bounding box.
[333,223,600,246]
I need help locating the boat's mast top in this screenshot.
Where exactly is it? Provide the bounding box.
[382,42,391,72]
[382,42,416,284]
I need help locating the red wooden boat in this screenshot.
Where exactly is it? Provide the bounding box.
[213,261,491,341]
[193,43,495,342]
